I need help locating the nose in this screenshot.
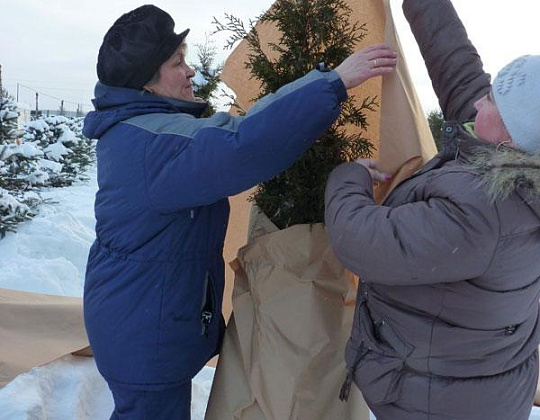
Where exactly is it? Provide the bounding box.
[187,66,196,78]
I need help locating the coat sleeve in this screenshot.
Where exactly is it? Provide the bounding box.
[324,163,500,286]
[143,70,347,213]
[402,0,491,121]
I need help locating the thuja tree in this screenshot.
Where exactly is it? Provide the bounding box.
[215,0,377,229]
[191,37,223,118]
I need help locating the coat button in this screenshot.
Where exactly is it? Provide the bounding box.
[445,126,453,133]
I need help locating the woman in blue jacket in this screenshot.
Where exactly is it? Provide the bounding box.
[83,4,396,419]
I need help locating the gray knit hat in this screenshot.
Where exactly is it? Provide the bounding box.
[493,55,540,154]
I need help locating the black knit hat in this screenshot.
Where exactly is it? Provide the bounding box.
[97,5,189,90]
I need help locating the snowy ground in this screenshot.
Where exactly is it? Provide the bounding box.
[0,165,539,419]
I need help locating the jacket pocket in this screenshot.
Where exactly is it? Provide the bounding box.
[160,262,205,328]
[347,303,414,405]
[200,271,216,337]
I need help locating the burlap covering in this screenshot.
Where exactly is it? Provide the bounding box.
[0,288,90,387]
[205,208,370,419]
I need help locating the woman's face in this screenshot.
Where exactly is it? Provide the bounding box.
[474,90,513,146]
[145,44,196,102]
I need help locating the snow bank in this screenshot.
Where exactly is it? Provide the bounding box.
[0,355,215,420]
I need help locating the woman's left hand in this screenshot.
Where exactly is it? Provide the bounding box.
[334,44,398,90]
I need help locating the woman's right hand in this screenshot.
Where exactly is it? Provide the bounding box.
[335,44,397,89]
[355,158,392,183]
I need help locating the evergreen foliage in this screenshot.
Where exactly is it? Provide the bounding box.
[191,37,223,117]
[427,108,444,151]
[215,0,377,229]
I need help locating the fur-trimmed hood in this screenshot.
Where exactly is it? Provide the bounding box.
[467,145,540,216]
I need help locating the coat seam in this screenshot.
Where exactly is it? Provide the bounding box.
[156,265,167,372]
[499,225,540,240]
[427,289,446,418]
[476,202,502,279]
[121,118,242,139]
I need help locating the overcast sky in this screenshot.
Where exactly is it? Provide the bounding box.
[1,0,538,114]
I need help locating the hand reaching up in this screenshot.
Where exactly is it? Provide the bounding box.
[335,44,397,89]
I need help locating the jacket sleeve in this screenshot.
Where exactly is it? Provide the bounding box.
[324,163,500,286]
[402,0,491,121]
[143,70,347,213]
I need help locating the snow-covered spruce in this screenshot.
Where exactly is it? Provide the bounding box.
[0,97,22,144]
[0,112,95,236]
[0,187,40,238]
[22,116,95,186]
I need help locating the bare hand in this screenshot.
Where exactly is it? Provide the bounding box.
[355,159,391,183]
[335,44,397,89]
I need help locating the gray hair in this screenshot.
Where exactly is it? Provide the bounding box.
[145,70,161,87]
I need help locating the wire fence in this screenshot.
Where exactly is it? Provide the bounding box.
[2,81,93,116]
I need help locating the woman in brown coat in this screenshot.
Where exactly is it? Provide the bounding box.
[325,0,540,419]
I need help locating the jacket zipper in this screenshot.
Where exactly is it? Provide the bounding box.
[200,271,214,337]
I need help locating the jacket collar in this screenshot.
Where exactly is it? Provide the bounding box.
[465,142,540,211]
[442,122,540,213]
[439,122,489,162]
[91,82,207,117]
[83,82,208,139]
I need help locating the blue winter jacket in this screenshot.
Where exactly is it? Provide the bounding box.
[82,69,347,387]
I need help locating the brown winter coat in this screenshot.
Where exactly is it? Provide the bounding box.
[325,0,540,419]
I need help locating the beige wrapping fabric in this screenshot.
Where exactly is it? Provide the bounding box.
[212,189,253,368]
[0,288,90,387]
[374,0,437,203]
[205,209,370,419]
[207,1,437,418]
